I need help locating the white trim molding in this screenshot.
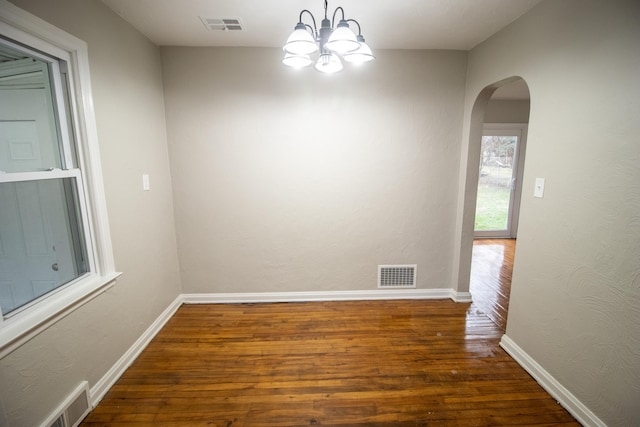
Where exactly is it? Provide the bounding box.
[0,273,120,359]
[500,335,606,427]
[89,295,184,407]
[0,0,120,358]
[449,290,472,303]
[182,288,459,305]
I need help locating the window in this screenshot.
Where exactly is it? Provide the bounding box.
[0,2,119,357]
[0,39,90,316]
[474,124,527,239]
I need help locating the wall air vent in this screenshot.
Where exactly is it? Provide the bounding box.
[200,17,244,31]
[41,381,91,427]
[378,265,417,289]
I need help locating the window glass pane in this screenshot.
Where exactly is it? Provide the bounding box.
[0,178,88,315]
[475,135,517,231]
[0,40,64,172]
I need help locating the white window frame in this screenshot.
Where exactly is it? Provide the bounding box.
[0,0,120,358]
[474,123,528,239]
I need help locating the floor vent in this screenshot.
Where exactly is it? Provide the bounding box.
[41,381,91,427]
[378,265,417,288]
[200,17,244,31]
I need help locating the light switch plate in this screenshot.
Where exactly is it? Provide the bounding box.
[534,177,545,198]
[142,174,150,191]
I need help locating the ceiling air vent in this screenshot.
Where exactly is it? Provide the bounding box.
[378,265,417,289]
[200,17,244,31]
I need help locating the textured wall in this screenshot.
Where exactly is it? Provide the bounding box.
[459,0,640,425]
[0,1,181,426]
[161,47,467,295]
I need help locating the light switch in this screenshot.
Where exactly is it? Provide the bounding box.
[534,177,545,198]
[142,174,150,191]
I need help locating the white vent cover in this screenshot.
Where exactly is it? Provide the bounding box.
[41,381,91,427]
[378,265,417,288]
[200,17,244,31]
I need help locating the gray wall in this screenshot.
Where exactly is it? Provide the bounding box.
[484,99,530,124]
[161,47,468,294]
[0,1,181,426]
[459,0,640,424]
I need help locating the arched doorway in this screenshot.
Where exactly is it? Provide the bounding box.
[454,77,530,331]
[474,79,529,239]
[470,79,530,330]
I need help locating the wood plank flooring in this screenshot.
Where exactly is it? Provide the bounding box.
[470,239,515,332]
[82,298,578,426]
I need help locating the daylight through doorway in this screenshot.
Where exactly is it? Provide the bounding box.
[474,124,527,238]
[470,78,529,332]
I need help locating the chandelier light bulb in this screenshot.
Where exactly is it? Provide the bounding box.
[343,35,375,64]
[315,52,343,73]
[324,20,360,54]
[282,53,313,68]
[283,23,318,55]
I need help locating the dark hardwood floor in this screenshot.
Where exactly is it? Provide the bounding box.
[469,238,515,332]
[82,296,578,425]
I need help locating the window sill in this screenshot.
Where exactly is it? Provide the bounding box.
[0,271,122,359]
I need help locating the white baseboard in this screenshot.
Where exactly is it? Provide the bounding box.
[500,334,606,427]
[89,294,183,407]
[449,290,472,303]
[182,288,459,304]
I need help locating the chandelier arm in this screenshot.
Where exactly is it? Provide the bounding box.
[299,9,318,33]
[346,19,362,36]
[304,23,316,38]
[331,6,346,28]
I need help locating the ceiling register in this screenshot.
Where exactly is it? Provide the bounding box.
[282,0,375,73]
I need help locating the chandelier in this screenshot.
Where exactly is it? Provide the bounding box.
[282,0,375,73]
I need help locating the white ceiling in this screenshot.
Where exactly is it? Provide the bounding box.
[101,0,542,50]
